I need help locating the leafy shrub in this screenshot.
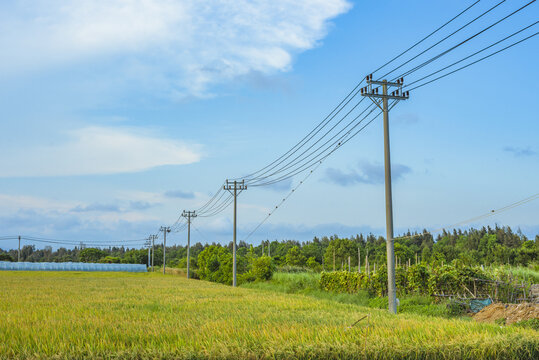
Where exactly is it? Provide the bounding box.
[306,257,322,272]
[238,271,257,284]
[406,264,429,294]
[98,256,120,264]
[320,271,368,293]
[369,265,388,296]
[285,246,306,266]
[251,256,275,281]
[197,245,233,285]
[79,248,107,263]
[0,253,14,262]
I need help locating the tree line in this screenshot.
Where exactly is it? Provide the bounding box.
[0,226,537,270]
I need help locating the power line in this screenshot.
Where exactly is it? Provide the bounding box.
[396,193,539,240]
[19,238,147,247]
[370,0,483,75]
[250,107,381,187]
[246,98,369,184]
[163,1,502,226]
[380,0,508,79]
[21,235,148,244]
[192,224,210,243]
[407,30,538,91]
[242,160,326,243]
[405,21,538,88]
[235,83,365,181]
[395,0,537,80]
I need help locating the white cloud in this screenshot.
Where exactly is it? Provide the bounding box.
[0,126,201,177]
[0,194,74,213]
[0,0,352,96]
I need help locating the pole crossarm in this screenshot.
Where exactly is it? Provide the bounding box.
[224,180,247,194]
[360,74,410,109]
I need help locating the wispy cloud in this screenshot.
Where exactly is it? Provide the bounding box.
[0,0,352,97]
[71,200,156,213]
[164,190,195,199]
[325,161,411,186]
[71,203,121,213]
[0,193,161,242]
[0,126,201,177]
[264,178,293,192]
[128,201,154,211]
[503,146,536,157]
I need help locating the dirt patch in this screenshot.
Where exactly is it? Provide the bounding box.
[474,302,539,325]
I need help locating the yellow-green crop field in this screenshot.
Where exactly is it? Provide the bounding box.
[0,271,537,359]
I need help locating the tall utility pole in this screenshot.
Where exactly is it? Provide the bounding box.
[181,210,197,279]
[224,179,247,287]
[18,235,21,262]
[361,74,409,314]
[151,234,157,271]
[159,226,171,275]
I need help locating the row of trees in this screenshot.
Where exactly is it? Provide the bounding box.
[1,226,537,270]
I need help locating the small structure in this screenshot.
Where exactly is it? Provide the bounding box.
[0,261,147,272]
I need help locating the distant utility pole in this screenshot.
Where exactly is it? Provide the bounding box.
[159,226,171,275]
[361,74,409,314]
[18,235,21,262]
[151,234,157,271]
[224,179,247,287]
[181,210,197,279]
[146,238,151,268]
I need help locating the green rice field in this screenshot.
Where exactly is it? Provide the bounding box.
[0,271,537,359]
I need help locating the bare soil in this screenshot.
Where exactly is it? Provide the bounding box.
[473,302,539,325]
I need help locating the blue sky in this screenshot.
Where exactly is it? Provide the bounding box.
[0,0,538,250]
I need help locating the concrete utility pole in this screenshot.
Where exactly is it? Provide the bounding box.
[361,74,409,314]
[151,234,157,271]
[146,238,151,268]
[159,226,171,275]
[181,210,197,279]
[224,179,247,287]
[18,235,21,262]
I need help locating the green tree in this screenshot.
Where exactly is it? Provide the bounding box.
[285,246,306,266]
[197,246,233,285]
[79,248,107,263]
[0,253,14,262]
[323,238,356,270]
[251,256,275,280]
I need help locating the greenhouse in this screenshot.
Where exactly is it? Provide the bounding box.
[0,261,147,272]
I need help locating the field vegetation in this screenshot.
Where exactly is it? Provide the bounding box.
[1,271,538,359]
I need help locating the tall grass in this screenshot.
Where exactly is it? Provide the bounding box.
[0,271,537,359]
[242,272,457,317]
[492,264,539,284]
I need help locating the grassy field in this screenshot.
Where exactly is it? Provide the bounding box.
[1,271,538,359]
[241,272,455,318]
